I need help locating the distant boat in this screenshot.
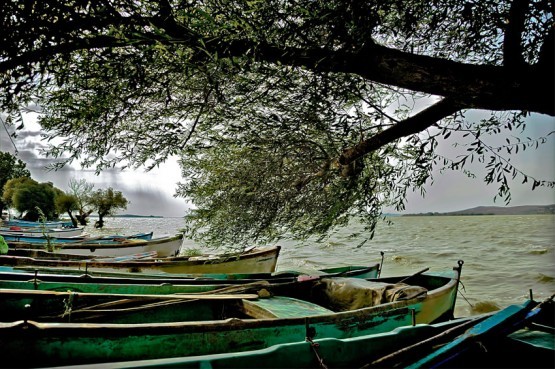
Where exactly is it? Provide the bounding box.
[0,263,463,367]
[0,245,281,274]
[6,233,183,258]
[0,225,85,238]
[1,219,75,228]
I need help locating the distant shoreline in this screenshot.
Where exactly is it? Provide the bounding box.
[402,204,555,216]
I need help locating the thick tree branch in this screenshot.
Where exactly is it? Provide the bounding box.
[503,0,529,68]
[1,5,553,116]
[222,40,552,116]
[339,98,464,165]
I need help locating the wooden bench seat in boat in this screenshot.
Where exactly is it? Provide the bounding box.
[240,296,335,319]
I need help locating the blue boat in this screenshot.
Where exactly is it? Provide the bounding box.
[405,294,555,368]
[2,219,74,228]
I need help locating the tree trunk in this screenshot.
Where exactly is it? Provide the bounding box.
[94,214,105,229]
[76,210,93,226]
[66,210,78,228]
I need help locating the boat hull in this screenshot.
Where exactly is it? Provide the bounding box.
[7,234,183,258]
[0,245,281,274]
[2,232,153,244]
[0,264,380,289]
[1,226,85,238]
[0,266,462,367]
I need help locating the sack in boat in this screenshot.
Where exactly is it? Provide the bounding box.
[311,277,428,312]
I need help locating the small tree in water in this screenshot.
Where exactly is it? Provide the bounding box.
[89,188,129,229]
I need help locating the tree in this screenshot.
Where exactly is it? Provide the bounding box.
[4,179,59,221]
[2,176,36,215]
[89,187,129,228]
[55,193,79,227]
[67,178,95,225]
[0,1,553,245]
[0,151,30,216]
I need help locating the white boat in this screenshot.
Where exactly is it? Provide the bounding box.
[0,245,281,274]
[7,233,184,258]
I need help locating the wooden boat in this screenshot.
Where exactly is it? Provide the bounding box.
[1,219,74,228]
[7,233,183,257]
[404,294,555,368]
[53,296,554,369]
[2,251,385,281]
[1,225,85,238]
[2,231,153,244]
[0,245,281,274]
[0,263,381,284]
[62,315,495,369]
[0,262,463,367]
[0,263,381,294]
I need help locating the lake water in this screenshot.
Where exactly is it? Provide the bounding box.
[84,214,555,318]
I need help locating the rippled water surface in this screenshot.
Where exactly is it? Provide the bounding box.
[86,214,555,317]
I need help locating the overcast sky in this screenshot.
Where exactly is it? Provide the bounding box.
[1,112,553,217]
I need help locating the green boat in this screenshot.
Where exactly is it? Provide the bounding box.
[0,262,463,367]
[0,263,381,295]
[47,296,555,369]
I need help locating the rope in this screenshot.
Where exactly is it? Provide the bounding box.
[62,291,77,321]
[457,280,474,309]
[306,337,328,369]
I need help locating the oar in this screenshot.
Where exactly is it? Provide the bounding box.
[397,267,430,284]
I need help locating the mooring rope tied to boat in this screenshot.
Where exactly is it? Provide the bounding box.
[456,280,473,308]
[306,336,328,369]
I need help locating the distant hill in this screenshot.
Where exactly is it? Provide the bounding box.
[404,204,555,216]
[113,214,164,218]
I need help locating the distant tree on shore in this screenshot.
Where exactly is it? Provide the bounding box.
[67,178,95,226]
[2,178,60,221]
[89,187,129,228]
[54,193,80,227]
[0,151,30,216]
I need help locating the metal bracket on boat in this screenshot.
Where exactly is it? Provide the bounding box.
[410,308,416,326]
[305,317,316,340]
[23,303,32,326]
[33,270,39,289]
[378,251,384,278]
